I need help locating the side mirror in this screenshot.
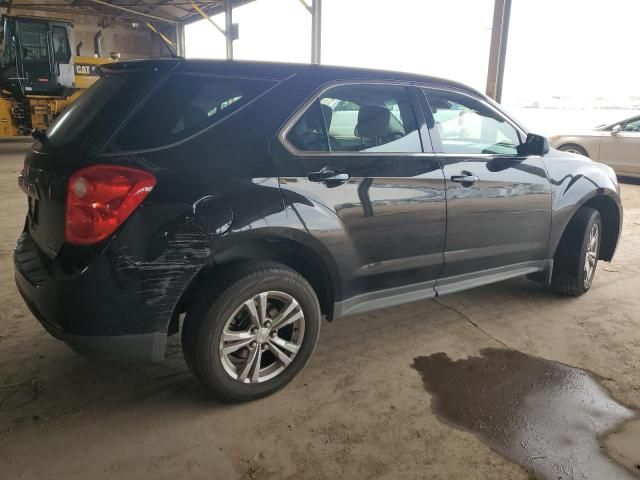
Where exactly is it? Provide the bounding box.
[518,133,550,156]
[611,125,621,136]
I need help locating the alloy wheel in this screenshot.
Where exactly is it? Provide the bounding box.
[218,291,305,384]
[584,223,599,288]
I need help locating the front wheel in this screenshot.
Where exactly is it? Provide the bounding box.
[182,262,321,402]
[552,207,602,296]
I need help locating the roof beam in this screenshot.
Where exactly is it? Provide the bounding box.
[189,0,225,35]
[86,0,178,24]
[297,0,311,14]
[178,0,259,26]
[0,2,119,18]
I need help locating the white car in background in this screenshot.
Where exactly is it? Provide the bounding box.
[550,115,640,177]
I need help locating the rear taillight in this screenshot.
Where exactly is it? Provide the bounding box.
[65,165,156,245]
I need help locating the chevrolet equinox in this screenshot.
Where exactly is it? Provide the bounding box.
[15,59,622,401]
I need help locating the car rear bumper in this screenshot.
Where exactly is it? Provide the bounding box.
[20,289,166,363]
[14,230,170,363]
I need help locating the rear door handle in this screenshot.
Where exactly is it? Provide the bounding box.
[451,171,479,186]
[308,166,350,187]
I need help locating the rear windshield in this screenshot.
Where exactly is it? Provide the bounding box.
[105,74,277,152]
[45,71,164,153]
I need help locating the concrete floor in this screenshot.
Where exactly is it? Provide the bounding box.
[0,142,639,479]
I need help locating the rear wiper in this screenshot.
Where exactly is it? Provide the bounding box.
[31,129,47,143]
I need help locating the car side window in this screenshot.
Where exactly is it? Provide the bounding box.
[286,100,330,152]
[109,74,275,152]
[286,83,422,153]
[623,118,640,132]
[423,89,521,155]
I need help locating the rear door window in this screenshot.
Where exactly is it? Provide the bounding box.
[286,100,330,152]
[108,74,276,152]
[321,84,421,153]
[286,83,423,153]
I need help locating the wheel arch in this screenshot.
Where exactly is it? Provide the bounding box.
[557,142,590,157]
[173,235,340,329]
[580,195,621,261]
[551,193,621,262]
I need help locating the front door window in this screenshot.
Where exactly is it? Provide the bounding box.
[424,89,522,155]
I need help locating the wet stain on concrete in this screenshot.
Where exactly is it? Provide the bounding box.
[411,348,640,480]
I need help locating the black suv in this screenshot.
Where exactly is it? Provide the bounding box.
[15,59,622,401]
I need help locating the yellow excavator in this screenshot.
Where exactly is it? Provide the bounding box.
[0,15,107,136]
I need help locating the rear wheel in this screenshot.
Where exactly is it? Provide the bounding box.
[559,144,589,157]
[552,207,602,296]
[182,262,321,402]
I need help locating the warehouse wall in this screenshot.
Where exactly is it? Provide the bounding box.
[74,24,153,60]
[5,0,163,60]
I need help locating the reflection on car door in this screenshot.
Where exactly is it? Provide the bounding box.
[419,87,552,295]
[600,117,640,175]
[273,82,446,315]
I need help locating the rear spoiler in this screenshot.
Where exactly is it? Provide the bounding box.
[97,58,181,76]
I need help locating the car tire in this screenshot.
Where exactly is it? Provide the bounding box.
[551,207,602,296]
[181,261,321,402]
[558,144,589,157]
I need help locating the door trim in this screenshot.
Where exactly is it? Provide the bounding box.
[334,279,437,318]
[434,260,552,296]
[333,260,552,319]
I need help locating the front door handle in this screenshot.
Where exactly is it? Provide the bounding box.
[308,166,350,187]
[451,171,479,186]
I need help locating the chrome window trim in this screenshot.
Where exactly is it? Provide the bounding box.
[278,79,431,158]
[436,153,532,158]
[417,84,528,146]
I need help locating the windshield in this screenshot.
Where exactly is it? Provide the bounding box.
[18,20,49,62]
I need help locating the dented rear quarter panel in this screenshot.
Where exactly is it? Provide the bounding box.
[86,75,311,335]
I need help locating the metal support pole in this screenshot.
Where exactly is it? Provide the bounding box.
[486,0,511,102]
[225,0,233,60]
[175,22,186,57]
[495,0,512,103]
[311,0,321,64]
[486,0,504,100]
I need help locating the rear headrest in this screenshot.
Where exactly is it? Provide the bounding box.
[355,105,390,138]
